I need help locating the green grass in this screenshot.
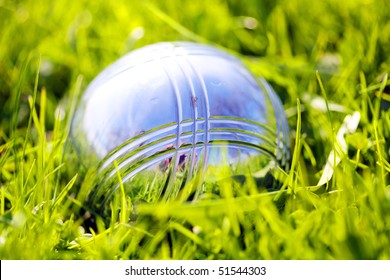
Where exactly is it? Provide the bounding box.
[1,0,390,259]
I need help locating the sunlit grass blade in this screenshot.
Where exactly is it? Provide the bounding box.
[142,1,208,44]
[374,73,388,120]
[51,173,78,210]
[277,98,301,199]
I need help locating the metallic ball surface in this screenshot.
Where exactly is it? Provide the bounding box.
[71,42,290,204]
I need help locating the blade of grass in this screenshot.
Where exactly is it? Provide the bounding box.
[53,75,84,201]
[114,160,129,224]
[316,71,336,190]
[22,55,41,195]
[276,98,301,200]
[51,173,78,210]
[11,53,32,202]
[373,119,386,190]
[374,73,388,120]
[142,1,208,44]
[10,53,31,138]
[169,221,203,246]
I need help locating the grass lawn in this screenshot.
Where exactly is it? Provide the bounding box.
[0,0,389,259]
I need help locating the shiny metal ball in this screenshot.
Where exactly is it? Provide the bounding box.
[70,42,290,205]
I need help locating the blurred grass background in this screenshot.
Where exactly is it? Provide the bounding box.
[0,0,389,259]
